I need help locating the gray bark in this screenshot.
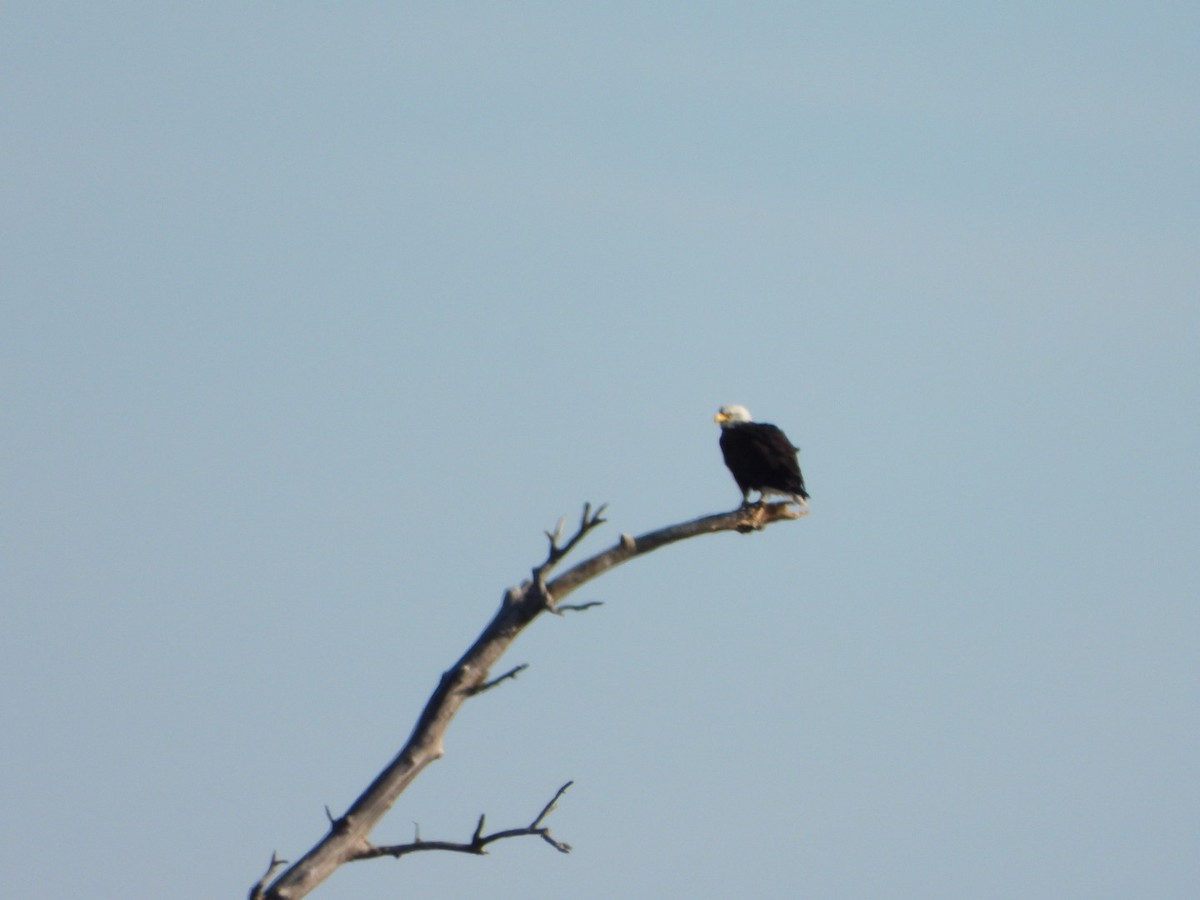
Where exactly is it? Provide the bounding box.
[252,501,804,900]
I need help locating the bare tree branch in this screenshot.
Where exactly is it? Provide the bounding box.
[352,782,574,861]
[465,663,529,696]
[255,501,804,900]
[544,502,804,605]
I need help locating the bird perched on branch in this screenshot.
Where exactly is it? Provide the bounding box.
[714,405,809,506]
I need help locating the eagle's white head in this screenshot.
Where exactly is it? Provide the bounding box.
[713,404,752,427]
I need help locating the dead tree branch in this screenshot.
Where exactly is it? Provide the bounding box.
[255,500,804,900]
[353,781,574,860]
[465,663,529,696]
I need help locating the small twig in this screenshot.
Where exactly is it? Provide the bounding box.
[354,782,574,861]
[249,853,288,900]
[466,663,529,695]
[551,600,604,615]
[544,516,566,548]
[534,503,608,582]
[531,779,572,829]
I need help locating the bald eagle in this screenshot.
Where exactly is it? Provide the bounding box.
[714,405,809,506]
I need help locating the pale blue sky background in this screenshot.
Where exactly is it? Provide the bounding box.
[3,4,1198,899]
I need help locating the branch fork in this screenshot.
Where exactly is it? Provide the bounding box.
[530,502,608,610]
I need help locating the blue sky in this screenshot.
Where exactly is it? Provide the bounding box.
[3,4,1198,898]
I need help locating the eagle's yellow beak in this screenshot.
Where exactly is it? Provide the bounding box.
[714,411,729,424]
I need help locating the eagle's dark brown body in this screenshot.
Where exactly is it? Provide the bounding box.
[715,405,808,505]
